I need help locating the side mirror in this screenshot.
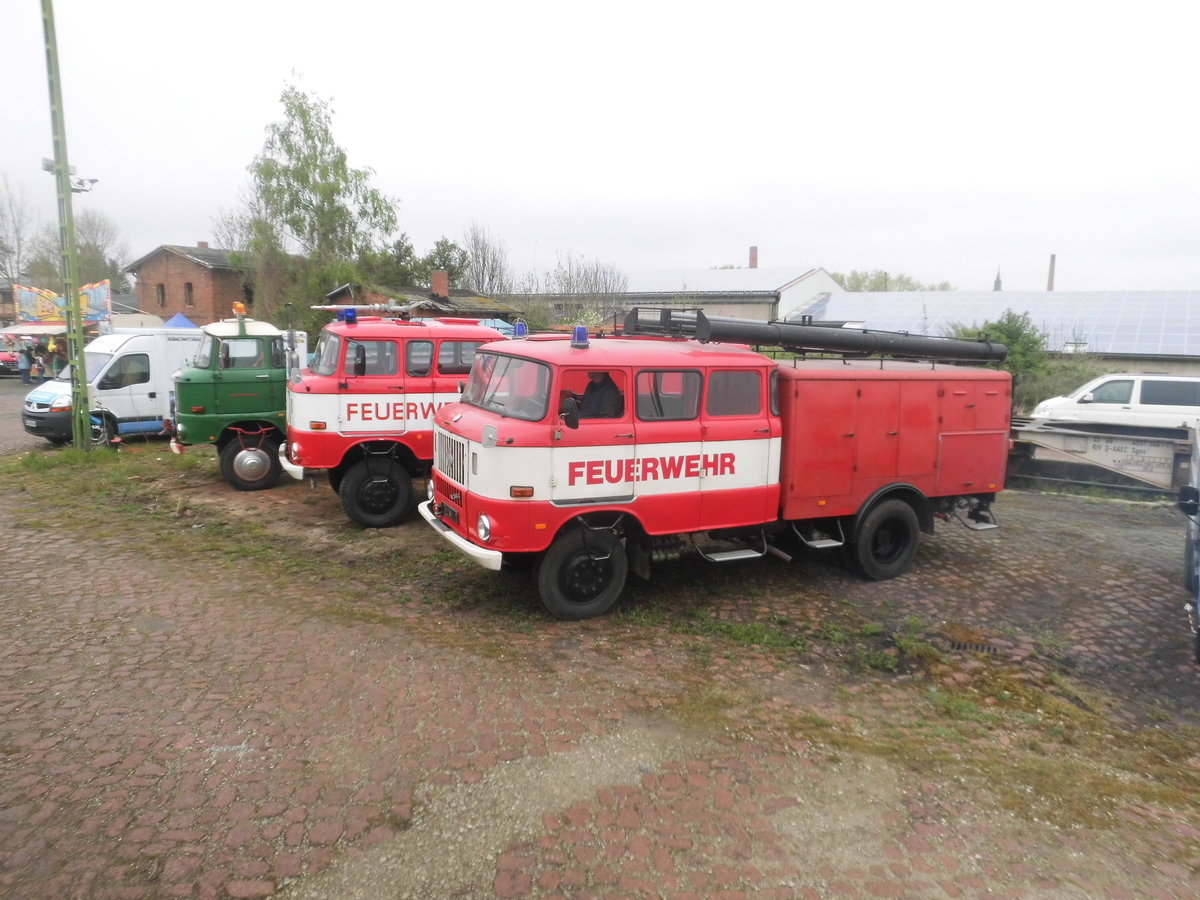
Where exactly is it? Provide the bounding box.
[1179,484,1200,517]
[559,395,580,430]
[353,344,366,377]
[219,342,232,370]
[1079,391,1094,404]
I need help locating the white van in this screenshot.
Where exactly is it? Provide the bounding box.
[1031,373,1200,430]
[22,328,202,444]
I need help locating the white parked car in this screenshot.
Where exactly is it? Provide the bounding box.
[1031,373,1200,430]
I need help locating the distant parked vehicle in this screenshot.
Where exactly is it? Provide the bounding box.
[170,306,306,491]
[22,328,202,445]
[1033,373,1200,432]
[0,350,20,376]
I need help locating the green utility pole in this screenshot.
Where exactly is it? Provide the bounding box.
[40,0,90,450]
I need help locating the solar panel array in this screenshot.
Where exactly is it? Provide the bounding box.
[799,291,1200,357]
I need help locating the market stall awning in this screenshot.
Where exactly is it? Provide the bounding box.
[0,323,70,337]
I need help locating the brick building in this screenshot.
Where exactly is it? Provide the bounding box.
[124,243,247,325]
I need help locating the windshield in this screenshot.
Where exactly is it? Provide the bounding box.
[462,353,551,421]
[311,332,341,376]
[83,351,113,382]
[194,333,217,368]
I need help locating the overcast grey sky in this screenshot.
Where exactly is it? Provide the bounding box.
[3,0,1197,292]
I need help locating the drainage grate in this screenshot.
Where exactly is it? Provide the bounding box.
[946,640,998,655]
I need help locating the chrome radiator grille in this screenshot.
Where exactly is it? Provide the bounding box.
[436,431,467,485]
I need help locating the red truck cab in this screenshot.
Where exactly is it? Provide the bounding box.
[282,314,506,527]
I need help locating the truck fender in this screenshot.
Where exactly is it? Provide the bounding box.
[851,485,932,541]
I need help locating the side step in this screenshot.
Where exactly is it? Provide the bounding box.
[692,530,769,563]
[793,520,846,549]
[953,505,1000,532]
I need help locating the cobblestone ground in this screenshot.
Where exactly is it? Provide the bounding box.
[1,375,1199,899]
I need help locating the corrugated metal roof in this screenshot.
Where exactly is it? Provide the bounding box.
[625,267,819,294]
[796,290,1200,357]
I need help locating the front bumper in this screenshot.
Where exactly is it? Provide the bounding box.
[278,442,308,480]
[418,501,504,571]
[23,408,72,441]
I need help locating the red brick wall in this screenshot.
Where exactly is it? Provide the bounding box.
[133,251,244,325]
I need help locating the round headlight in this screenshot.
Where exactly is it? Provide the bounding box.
[476,513,492,542]
[426,479,435,502]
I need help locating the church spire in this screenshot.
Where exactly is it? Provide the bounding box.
[993,267,1002,291]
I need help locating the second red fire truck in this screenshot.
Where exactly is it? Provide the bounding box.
[281,310,506,527]
[420,308,1012,619]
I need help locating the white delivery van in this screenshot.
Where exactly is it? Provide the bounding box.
[1031,373,1200,430]
[22,328,202,444]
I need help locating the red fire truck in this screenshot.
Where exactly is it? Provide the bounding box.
[419,308,1012,619]
[280,310,507,526]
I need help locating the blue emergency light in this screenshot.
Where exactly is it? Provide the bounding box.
[570,325,589,348]
[514,320,528,338]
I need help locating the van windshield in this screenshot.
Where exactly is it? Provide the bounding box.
[83,351,113,381]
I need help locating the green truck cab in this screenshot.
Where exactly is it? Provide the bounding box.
[171,310,306,491]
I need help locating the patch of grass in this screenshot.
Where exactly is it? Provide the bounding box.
[672,684,745,725]
[925,687,994,723]
[855,647,900,671]
[672,609,808,652]
[617,600,669,628]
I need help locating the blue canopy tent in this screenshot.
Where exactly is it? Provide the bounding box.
[164,312,199,328]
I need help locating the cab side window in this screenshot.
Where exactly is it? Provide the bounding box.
[222,338,265,369]
[101,353,150,389]
[407,341,433,377]
[706,370,762,416]
[1089,380,1133,404]
[438,340,483,376]
[347,340,398,376]
[635,370,702,420]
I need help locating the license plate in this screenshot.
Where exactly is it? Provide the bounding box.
[24,418,36,428]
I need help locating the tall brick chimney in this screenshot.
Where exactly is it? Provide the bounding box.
[431,270,450,300]
[749,246,758,269]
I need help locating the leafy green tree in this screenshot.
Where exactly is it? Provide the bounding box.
[249,83,397,311]
[831,269,954,291]
[948,309,1050,411]
[356,235,420,288]
[421,237,468,286]
[356,234,469,290]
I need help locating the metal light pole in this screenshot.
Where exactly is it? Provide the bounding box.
[40,0,90,449]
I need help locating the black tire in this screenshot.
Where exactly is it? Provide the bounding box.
[219,433,282,492]
[1185,528,1199,595]
[339,458,412,528]
[853,499,920,580]
[536,528,627,620]
[90,413,118,448]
